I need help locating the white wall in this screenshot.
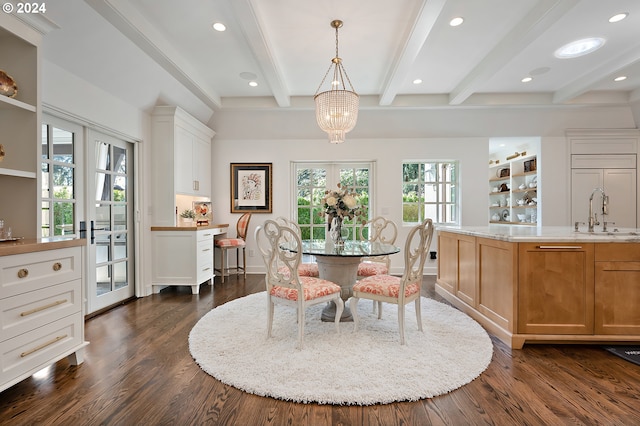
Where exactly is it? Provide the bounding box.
[211,106,637,275]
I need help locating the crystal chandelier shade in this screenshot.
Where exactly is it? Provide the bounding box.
[314,20,359,144]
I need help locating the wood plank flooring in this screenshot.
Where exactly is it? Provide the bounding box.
[1,274,639,425]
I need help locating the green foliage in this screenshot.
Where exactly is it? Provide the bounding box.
[53,187,74,236]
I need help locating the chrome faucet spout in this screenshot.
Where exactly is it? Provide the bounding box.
[588,187,608,232]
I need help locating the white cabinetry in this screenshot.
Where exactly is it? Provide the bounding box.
[0,246,88,392]
[151,106,215,226]
[489,155,539,225]
[569,130,639,228]
[151,227,225,294]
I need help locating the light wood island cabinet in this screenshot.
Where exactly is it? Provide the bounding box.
[437,227,640,349]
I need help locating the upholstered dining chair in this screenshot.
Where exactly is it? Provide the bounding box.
[214,213,251,283]
[255,219,344,349]
[357,216,398,314]
[351,218,434,345]
[275,217,319,278]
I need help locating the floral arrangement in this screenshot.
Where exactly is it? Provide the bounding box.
[320,183,364,222]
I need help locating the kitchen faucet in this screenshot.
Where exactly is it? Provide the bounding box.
[588,187,608,232]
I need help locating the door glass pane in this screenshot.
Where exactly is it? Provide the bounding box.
[96,172,111,201]
[96,203,112,231]
[114,204,127,231]
[52,128,74,162]
[114,176,127,201]
[53,165,74,199]
[96,233,111,263]
[113,146,126,172]
[96,265,111,295]
[41,202,50,237]
[53,202,74,235]
[41,163,50,198]
[114,261,127,290]
[114,233,127,260]
[96,142,110,170]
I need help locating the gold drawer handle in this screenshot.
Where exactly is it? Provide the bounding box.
[17,268,29,279]
[203,267,211,272]
[53,262,62,271]
[20,334,67,358]
[20,299,67,317]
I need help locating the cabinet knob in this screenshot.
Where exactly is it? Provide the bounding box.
[53,262,62,271]
[17,268,29,278]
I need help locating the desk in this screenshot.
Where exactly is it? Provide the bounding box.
[282,239,400,321]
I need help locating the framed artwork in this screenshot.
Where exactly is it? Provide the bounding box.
[193,201,213,225]
[230,163,272,213]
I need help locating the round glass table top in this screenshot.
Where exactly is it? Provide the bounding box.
[281,239,400,257]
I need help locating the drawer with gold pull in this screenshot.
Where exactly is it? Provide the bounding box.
[1,279,81,342]
[0,313,83,387]
[0,247,81,299]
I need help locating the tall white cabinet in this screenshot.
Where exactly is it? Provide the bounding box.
[569,130,639,229]
[151,106,215,226]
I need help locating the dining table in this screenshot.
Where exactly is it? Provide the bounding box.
[281,239,400,321]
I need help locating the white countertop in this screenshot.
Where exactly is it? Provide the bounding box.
[437,225,640,243]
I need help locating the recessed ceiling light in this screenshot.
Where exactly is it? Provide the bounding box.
[413,79,423,85]
[449,17,464,27]
[212,22,226,32]
[614,75,627,82]
[609,13,628,23]
[239,71,257,80]
[521,77,533,83]
[248,81,258,87]
[554,37,605,59]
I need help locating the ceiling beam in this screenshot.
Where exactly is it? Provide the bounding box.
[378,0,446,106]
[553,44,640,104]
[85,0,222,110]
[449,0,579,105]
[230,0,291,108]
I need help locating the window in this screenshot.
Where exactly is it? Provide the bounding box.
[293,162,373,240]
[402,161,458,225]
[41,123,77,237]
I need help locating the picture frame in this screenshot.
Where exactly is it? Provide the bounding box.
[524,159,537,172]
[230,163,272,213]
[192,201,213,225]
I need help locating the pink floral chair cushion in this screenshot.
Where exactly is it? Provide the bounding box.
[215,238,246,247]
[353,275,420,298]
[357,262,388,277]
[270,277,341,301]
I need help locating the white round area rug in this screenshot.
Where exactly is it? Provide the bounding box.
[189,292,493,405]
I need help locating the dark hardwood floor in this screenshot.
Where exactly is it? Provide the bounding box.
[1,274,639,426]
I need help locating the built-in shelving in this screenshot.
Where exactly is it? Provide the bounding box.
[489,154,539,226]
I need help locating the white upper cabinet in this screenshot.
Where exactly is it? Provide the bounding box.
[151,106,215,226]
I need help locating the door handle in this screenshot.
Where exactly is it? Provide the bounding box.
[90,220,107,245]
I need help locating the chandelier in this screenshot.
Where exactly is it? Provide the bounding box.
[314,20,359,144]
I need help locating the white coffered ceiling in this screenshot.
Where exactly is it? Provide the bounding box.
[39,0,640,114]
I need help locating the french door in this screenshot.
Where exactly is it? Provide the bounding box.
[293,161,373,240]
[43,115,136,315]
[86,130,135,313]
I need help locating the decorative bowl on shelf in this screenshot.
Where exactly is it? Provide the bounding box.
[0,70,17,98]
[517,214,527,222]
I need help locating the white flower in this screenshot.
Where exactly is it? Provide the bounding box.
[343,194,357,209]
[326,196,337,206]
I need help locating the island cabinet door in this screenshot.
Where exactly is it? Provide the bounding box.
[517,243,595,334]
[594,243,640,335]
[436,232,476,306]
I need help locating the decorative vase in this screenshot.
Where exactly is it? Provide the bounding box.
[329,216,344,246]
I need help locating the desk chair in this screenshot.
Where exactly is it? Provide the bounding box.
[214,213,251,283]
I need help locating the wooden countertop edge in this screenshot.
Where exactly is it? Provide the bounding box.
[0,238,86,257]
[151,224,229,231]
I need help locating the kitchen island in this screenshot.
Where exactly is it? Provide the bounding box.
[436,225,640,349]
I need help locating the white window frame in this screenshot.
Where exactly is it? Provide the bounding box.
[402,160,459,225]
